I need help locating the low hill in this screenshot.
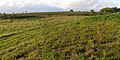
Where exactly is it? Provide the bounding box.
[0,13,120,60]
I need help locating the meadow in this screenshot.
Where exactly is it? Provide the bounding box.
[0,12,120,60]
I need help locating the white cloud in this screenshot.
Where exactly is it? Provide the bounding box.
[58,0,98,8]
[96,2,117,8]
[0,0,118,13]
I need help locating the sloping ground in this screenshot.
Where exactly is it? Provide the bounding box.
[0,13,120,60]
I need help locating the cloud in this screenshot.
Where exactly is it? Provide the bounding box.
[0,0,64,13]
[0,4,64,13]
[0,0,118,13]
[93,2,118,11]
[58,0,98,8]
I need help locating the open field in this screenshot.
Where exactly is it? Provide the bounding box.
[0,12,101,19]
[0,12,120,60]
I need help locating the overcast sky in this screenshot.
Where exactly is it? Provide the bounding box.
[0,0,120,13]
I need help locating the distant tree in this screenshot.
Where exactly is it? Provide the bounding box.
[90,10,95,13]
[100,7,120,13]
[70,9,73,12]
[112,7,118,13]
[100,7,113,13]
[3,13,6,15]
[118,8,120,12]
[25,11,27,13]
[13,12,15,14]
[22,12,24,14]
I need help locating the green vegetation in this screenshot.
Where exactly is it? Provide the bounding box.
[100,7,120,13]
[0,12,120,60]
[0,14,46,19]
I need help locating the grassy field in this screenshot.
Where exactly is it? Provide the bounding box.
[0,12,120,60]
[0,12,101,19]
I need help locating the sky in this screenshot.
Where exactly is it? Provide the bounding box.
[0,0,120,13]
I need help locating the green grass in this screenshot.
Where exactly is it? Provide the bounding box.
[0,13,120,60]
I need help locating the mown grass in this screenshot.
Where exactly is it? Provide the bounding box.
[0,13,120,60]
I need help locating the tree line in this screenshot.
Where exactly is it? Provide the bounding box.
[70,7,120,13]
[0,7,120,16]
[100,7,120,13]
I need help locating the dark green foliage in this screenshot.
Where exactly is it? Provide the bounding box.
[70,9,74,12]
[3,13,6,15]
[90,10,95,13]
[100,7,120,13]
